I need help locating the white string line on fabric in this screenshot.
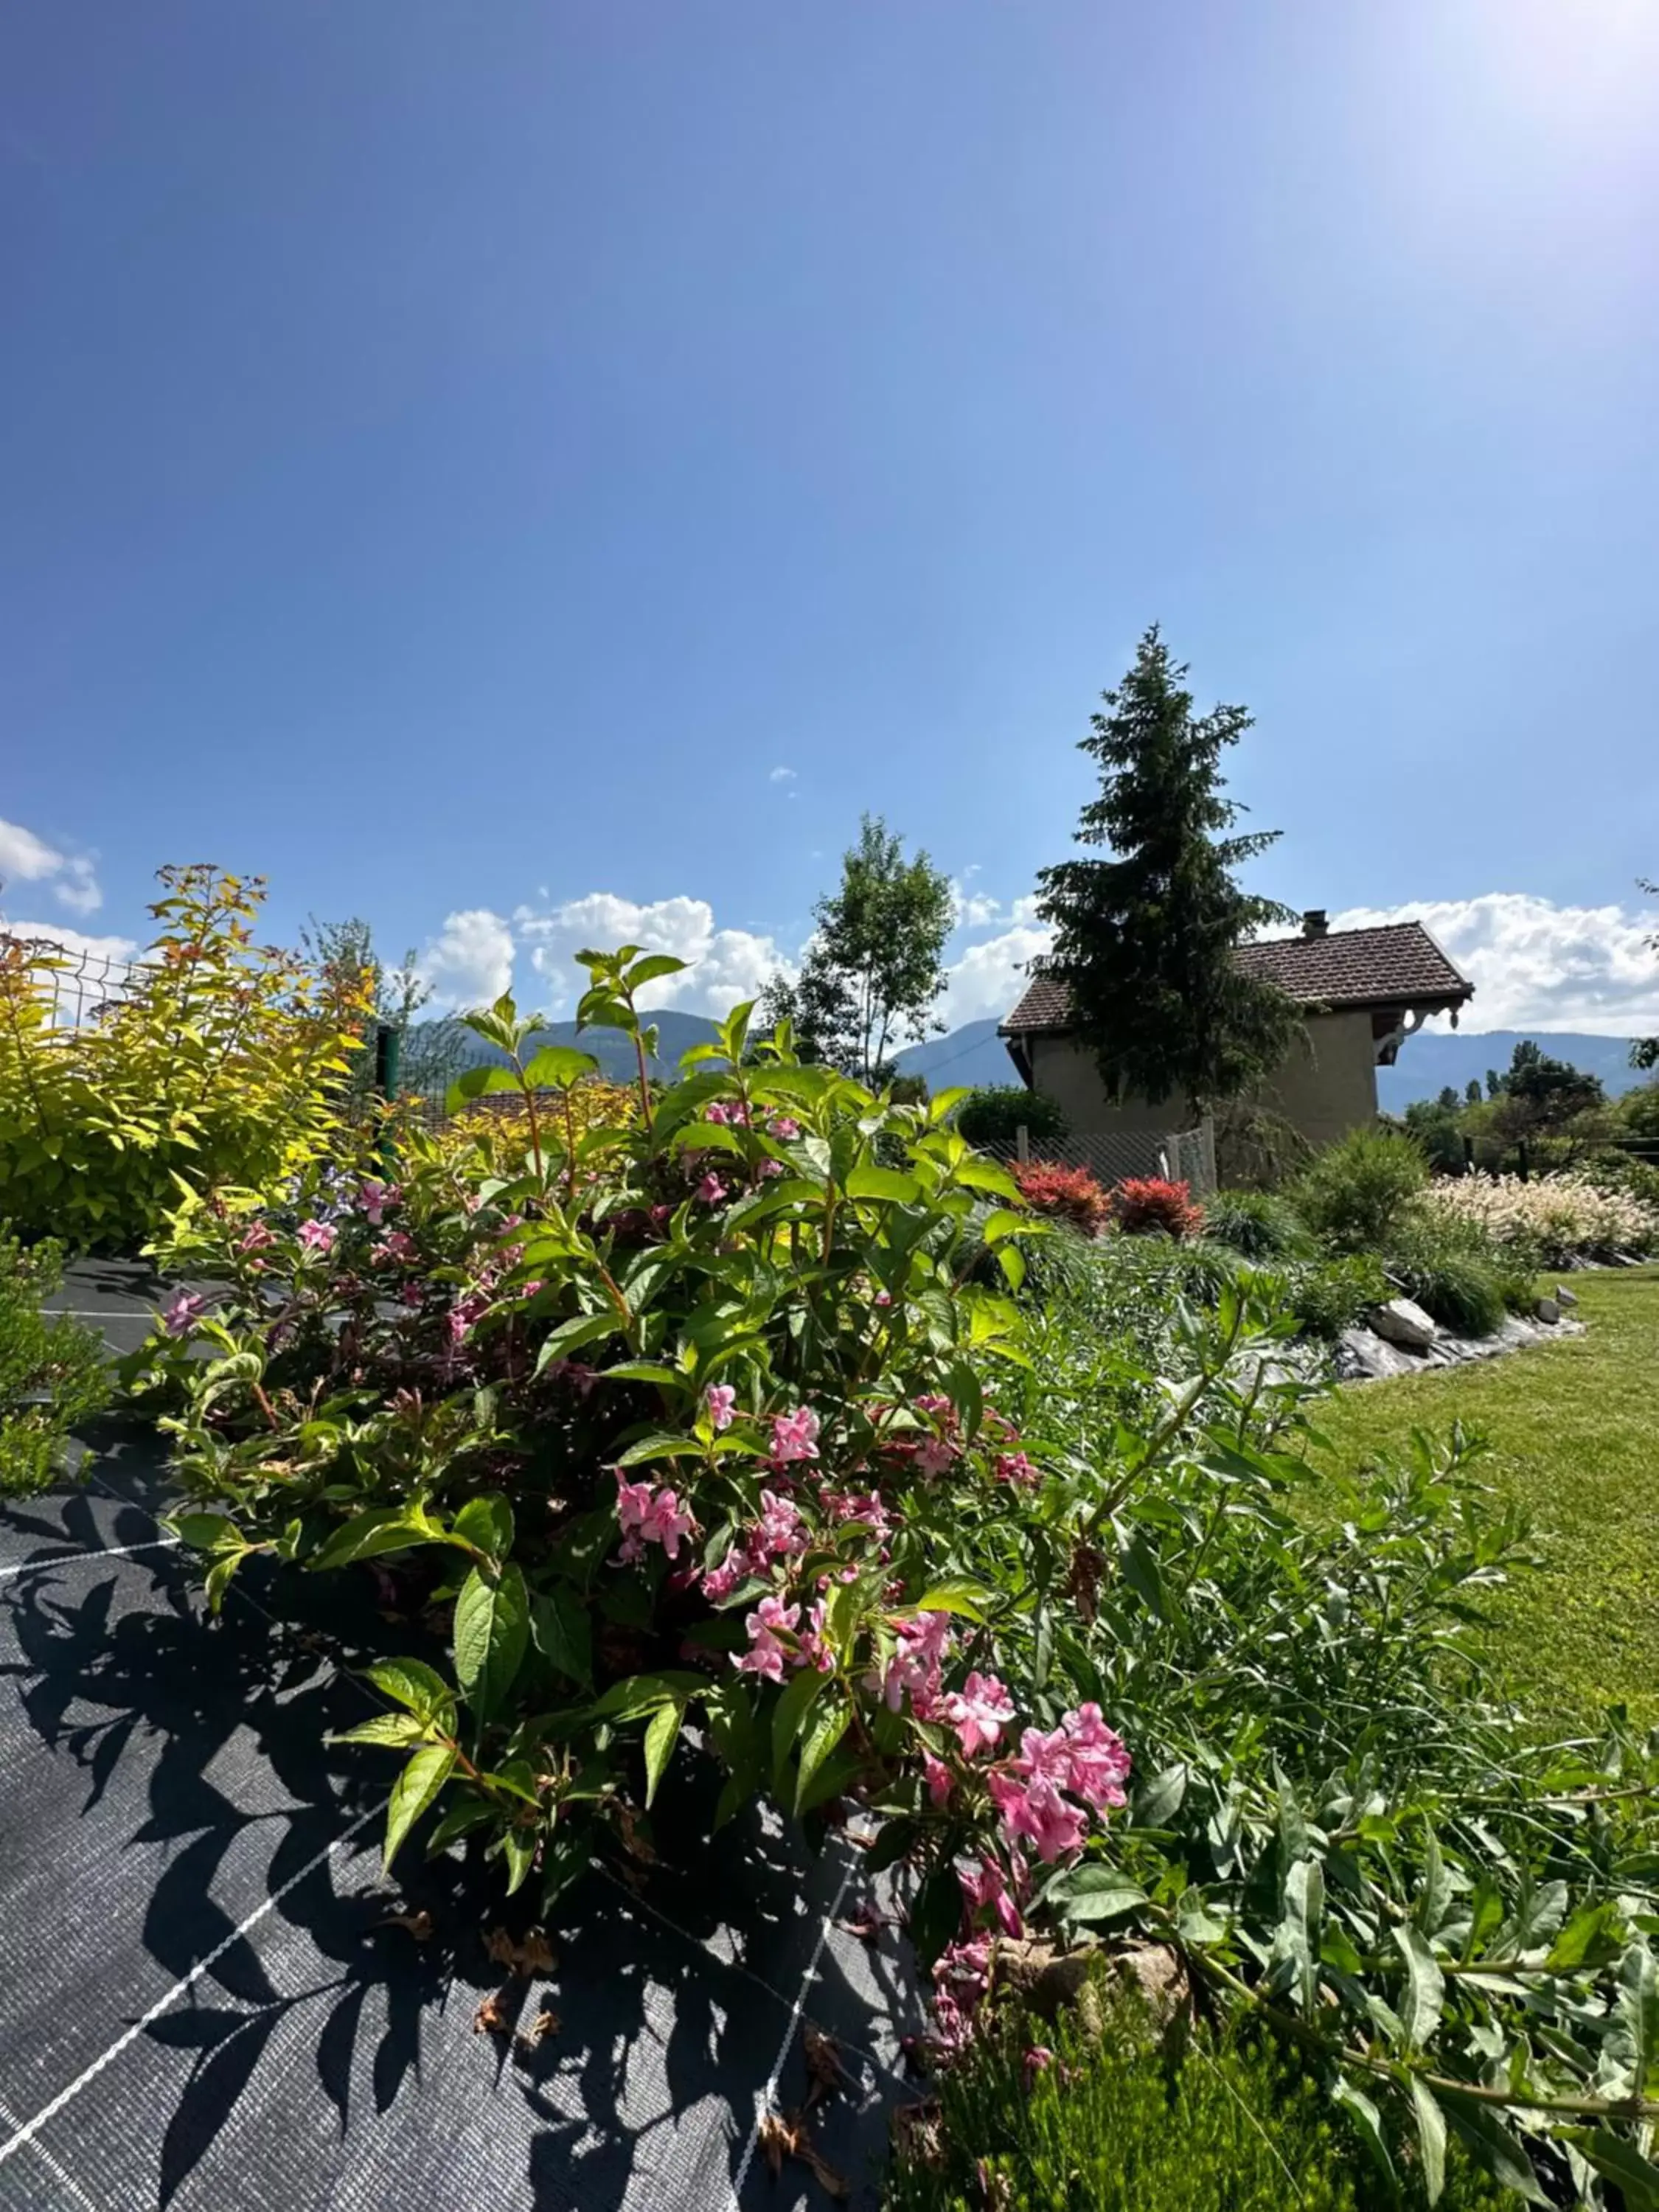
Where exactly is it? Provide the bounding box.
[592,1859,905,2093]
[0,2093,105,2212]
[0,1794,387,2169]
[0,1536,180,1582]
[726,1853,861,2211]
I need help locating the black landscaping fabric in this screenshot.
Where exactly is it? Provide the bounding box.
[0,1265,924,2211]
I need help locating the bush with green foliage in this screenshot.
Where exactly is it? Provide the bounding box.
[1,1227,108,1495]
[883,1974,1506,2212]
[1293,1126,1429,1253]
[0,867,371,1251]
[1280,1251,1392,1340]
[131,950,1659,2203]
[1199,1186,1312,1261]
[953,1087,1068,1147]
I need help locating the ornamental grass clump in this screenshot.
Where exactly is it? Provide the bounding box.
[1422,1170,1659,1268]
[133,947,1659,2206]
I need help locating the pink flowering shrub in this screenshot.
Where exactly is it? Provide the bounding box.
[140,946,1135,1950]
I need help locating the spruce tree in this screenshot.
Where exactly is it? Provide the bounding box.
[1034,627,1299,1120]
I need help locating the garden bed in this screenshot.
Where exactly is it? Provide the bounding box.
[0,1268,918,2212]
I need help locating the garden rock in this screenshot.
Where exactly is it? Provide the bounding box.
[1366,1298,1439,1349]
[1556,1284,1579,1308]
[1534,1295,1561,1324]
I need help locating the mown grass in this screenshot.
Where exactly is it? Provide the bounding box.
[1310,1267,1659,1728]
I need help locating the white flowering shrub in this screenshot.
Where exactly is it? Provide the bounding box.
[1421,1171,1659,1267]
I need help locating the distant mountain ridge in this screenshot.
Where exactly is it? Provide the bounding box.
[410,1014,1649,1113]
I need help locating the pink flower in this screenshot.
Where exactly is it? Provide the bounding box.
[695,1172,728,1206]
[922,1753,955,1809]
[1060,1703,1131,1810]
[822,1489,891,1540]
[734,1595,801,1681]
[448,1290,490,1346]
[942,1672,1015,1759]
[769,1115,800,1141]
[959,1853,1023,1938]
[1010,1724,1074,1788]
[615,1472,695,1562]
[706,1099,751,1127]
[702,1548,746,1603]
[755,1489,807,1558]
[915,1393,953,1418]
[989,1772,1087,1863]
[705,1383,737,1432]
[914,1437,957,1478]
[370,1230,417,1267]
[236,1222,275,1255]
[883,1610,953,1717]
[161,1290,205,1338]
[769,1407,820,1464]
[358,1178,394,1225]
[639,1487,695,1559]
[874,1289,892,1308]
[995,1452,1040,1486]
[1023,2046,1054,2088]
[796,1598,835,1673]
[757,1157,785,1178]
[297,1219,336,1256]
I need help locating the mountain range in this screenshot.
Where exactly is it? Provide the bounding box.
[411,1015,1650,1113]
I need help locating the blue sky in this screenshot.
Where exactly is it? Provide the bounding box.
[4,0,1658,1034]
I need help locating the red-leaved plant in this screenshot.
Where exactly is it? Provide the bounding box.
[1111,1176,1203,1239]
[1010,1160,1110,1237]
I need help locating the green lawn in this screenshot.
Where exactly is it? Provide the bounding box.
[1310,1267,1659,1729]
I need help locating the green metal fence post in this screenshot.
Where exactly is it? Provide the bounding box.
[374,1022,402,1172]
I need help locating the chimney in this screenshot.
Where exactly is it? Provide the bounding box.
[1302,909,1329,939]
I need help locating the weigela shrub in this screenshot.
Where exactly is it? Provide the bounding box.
[1010,1160,1110,1236]
[1,1225,109,1495]
[139,950,1133,1925]
[0,867,370,1251]
[1110,1176,1203,1240]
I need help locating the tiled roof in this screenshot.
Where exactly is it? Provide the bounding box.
[999,922,1473,1034]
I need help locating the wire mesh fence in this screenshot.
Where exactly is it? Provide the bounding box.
[0,932,143,1030]
[978,1124,1216,1194]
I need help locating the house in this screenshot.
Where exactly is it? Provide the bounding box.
[998,911,1475,1155]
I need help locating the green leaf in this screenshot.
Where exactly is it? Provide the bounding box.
[1329,2078,1398,2200]
[519,1044,601,1091]
[501,1825,538,1896]
[643,1701,682,1807]
[626,953,689,988]
[1543,1899,1625,1974]
[843,1163,919,1203]
[1412,1820,1449,1937]
[794,1696,851,1813]
[1436,2090,1548,2202]
[453,1562,530,1722]
[310,1507,439,1573]
[771,1667,824,1795]
[204,1553,243,1613]
[1060,1874,1148,1925]
[453,1492,515,1562]
[909,1579,992,1623]
[1131,1764,1188,1829]
[1393,1925,1445,2051]
[1559,2129,1659,2211]
[168,1512,241,1551]
[1610,1940,1659,2098]
[588,1670,706,1723]
[383,1744,457,1871]
[613,1432,707,1467]
[425,1795,501,1855]
[366,1658,456,1719]
[331,1712,426,1750]
[529,1586,593,1688]
[445,1062,521,1111]
[533,1311,624,1374]
[1410,2077,1447,2207]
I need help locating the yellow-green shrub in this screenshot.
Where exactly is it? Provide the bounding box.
[0,866,371,1251]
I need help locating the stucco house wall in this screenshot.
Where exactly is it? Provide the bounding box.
[1026,1009,1380,1151]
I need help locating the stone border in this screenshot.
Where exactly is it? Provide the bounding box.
[1333,1304,1586,1385]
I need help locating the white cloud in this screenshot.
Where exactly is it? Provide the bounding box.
[0,815,102,915]
[4,919,137,963]
[417,908,515,1010]
[1329,894,1659,1036]
[768,766,797,785]
[941,921,1054,1027]
[950,885,1046,933]
[515,892,796,1018]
